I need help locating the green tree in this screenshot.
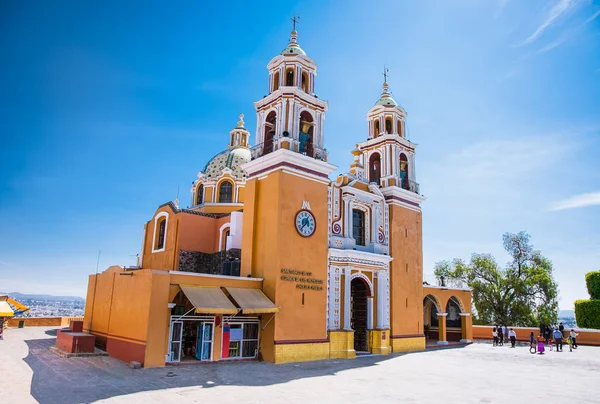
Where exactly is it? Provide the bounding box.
[434,232,559,327]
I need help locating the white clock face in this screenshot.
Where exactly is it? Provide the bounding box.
[295,210,316,237]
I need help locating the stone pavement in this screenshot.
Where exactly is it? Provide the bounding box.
[1,327,599,404]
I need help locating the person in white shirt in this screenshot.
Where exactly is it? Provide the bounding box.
[508,328,517,348]
[570,329,578,349]
[492,327,498,346]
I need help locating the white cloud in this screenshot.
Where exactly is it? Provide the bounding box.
[584,8,600,23]
[549,192,600,211]
[520,0,580,46]
[494,0,510,19]
[534,7,600,54]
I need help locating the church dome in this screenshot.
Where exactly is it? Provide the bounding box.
[375,82,398,107]
[281,30,306,56]
[202,147,251,179]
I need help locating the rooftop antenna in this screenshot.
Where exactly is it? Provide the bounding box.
[174,185,180,209]
[383,65,389,84]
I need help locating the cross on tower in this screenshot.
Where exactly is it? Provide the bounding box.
[291,14,300,31]
[383,66,389,84]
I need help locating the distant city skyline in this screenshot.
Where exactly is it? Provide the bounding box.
[1,1,599,309]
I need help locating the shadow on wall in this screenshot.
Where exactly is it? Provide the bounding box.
[22,334,467,404]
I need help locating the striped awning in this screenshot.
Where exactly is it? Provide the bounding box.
[225,287,279,314]
[0,301,15,317]
[180,285,238,315]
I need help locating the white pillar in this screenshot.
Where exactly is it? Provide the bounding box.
[376,272,384,329]
[367,297,374,330]
[343,268,352,330]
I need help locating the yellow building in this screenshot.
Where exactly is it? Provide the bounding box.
[84,26,472,367]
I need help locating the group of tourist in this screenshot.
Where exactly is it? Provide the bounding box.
[492,322,579,353]
[491,325,517,347]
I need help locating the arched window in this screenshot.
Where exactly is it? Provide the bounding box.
[273,71,280,92]
[263,111,277,155]
[374,120,380,137]
[196,184,204,205]
[301,72,309,92]
[369,153,381,185]
[153,214,168,252]
[286,69,294,86]
[385,118,393,134]
[446,297,462,328]
[397,119,403,137]
[299,111,314,157]
[400,153,409,190]
[219,181,233,203]
[352,209,366,246]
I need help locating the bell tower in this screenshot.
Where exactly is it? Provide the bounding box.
[253,18,328,161]
[241,18,336,363]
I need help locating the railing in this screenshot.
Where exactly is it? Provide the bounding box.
[401,178,420,195]
[250,140,328,162]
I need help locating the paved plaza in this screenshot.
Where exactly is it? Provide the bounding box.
[1,327,599,404]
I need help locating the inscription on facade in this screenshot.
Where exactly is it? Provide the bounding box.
[280,268,324,291]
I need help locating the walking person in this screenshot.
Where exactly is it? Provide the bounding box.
[529,332,536,353]
[504,325,509,344]
[559,322,564,337]
[498,325,504,346]
[570,329,578,349]
[509,328,517,348]
[492,326,498,346]
[536,334,545,354]
[553,328,563,352]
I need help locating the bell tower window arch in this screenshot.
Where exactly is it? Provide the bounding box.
[374,120,380,137]
[152,212,168,253]
[272,71,280,92]
[385,117,393,134]
[352,209,366,246]
[369,152,381,185]
[285,68,295,86]
[400,153,409,190]
[299,110,314,157]
[301,71,309,93]
[263,111,277,155]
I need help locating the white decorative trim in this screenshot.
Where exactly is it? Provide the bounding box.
[423,285,472,292]
[349,271,373,296]
[459,312,471,317]
[328,248,392,268]
[437,340,449,345]
[242,148,337,179]
[218,223,231,251]
[151,212,169,253]
[169,271,263,281]
[380,185,426,206]
[437,312,448,317]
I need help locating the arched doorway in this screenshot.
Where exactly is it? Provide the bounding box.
[446,296,463,342]
[263,111,277,155]
[369,153,381,185]
[423,295,441,341]
[351,277,369,352]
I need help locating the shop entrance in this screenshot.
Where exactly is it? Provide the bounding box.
[351,278,369,352]
[168,316,215,362]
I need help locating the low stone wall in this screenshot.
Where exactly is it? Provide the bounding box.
[7,316,84,328]
[473,325,600,346]
[178,248,241,275]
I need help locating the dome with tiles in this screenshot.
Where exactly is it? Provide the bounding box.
[202,147,251,179]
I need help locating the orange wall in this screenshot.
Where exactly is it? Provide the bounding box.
[242,169,329,361]
[473,325,600,346]
[83,267,155,365]
[389,206,424,337]
[6,317,62,327]
[142,206,179,270]
[422,286,472,314]
[177,212,222,253]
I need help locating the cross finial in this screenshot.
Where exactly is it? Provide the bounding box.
[383,66,389,84]
[291,14,300,31]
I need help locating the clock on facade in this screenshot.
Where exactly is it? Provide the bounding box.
[295,209,316,237]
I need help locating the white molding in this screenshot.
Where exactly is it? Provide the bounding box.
[349,271,373,296]
[242,148,337,179]
[437,340,449,345]
[218,222,231,251]
[151,212,169,253]
[423,285,472,292]
[380,186,426,206]
[437,312,448,317]
[459,312,471,317]
[168,271,263,282]
[328,248,392,267]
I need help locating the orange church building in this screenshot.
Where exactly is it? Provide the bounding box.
[83,26,472,367]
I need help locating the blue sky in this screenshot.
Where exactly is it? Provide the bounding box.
[0,1,599,309]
